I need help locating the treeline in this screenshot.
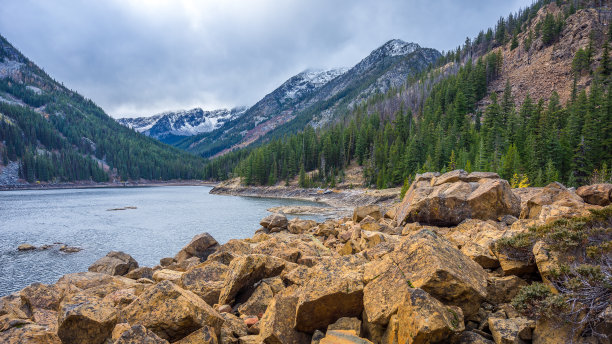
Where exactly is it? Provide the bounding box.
[0,77,207,182]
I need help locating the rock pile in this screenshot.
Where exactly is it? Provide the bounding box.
[1,171,610,344]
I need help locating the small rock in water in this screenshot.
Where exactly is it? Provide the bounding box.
[17,244,36,251]
[59,245,82,253]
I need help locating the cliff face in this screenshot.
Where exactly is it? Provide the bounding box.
[487,4,606,107]
[2,171,610,344]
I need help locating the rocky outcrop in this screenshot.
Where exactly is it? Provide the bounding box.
[88,251,138,276]
[394,170,520,226]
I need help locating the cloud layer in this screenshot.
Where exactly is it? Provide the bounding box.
[0,0,531,117]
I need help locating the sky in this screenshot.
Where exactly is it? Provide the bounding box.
[0,0,532,118]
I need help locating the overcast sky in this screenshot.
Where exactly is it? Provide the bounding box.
[0,0,532,118]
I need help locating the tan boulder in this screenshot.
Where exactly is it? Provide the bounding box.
[488,317,535,344]
[358,230,386,250]
[218,312,249,343]
[56,272,136,293]
[384,203,400,219]
[394,229,488,316]
[320,330,374,344]
[206,239,252,265]
[114,324,169,344]
[124,266,153,280]
[20,283,62,311]
[218,254,288,305]
[175,325,218,344]
[519,182,589,223]
[175,232,219,263]
[119,280,224,342]
[288,218,317,234]
[259,286,310,344]
[294,257,365,333]
[57,293,117,344]
[180,261,228,305]
[363,256,411,326]
[532,317,583,344]
[380,314,399,344]
[88,251,138,276]
[395,171,520,226]
[576,183,612,206]
[237,277,284,317]
[496,249,537,277]
[486,275,528,305]
[397,288,464,344]
[0,324,61,344]
[457,331,495,344]
[353,205,382,223]
[327,317,362,336]
[260,213,288,231]
[152,269,184,282]
[32,309,59,333]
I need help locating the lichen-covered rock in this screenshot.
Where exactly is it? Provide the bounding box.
[260,213,288,231]
[174,233,219,263]
[175,325,218,344]
[218,254,288,305]
[237,277,284,317]
[294,257,365,333]
[124,266,154,280]
[180,261,228,305]
[457,331,494,344]
[488,317,535,344]
[395,170,520,226]
[327,317,362,336]
[57,293,117,344]
[486,276,528,305]
[495,250,537,276]
[88,251,138,276]
[576,183,612,206]
[288,218,317,234]
[152,269,184,282]
[114,324,169,344]
[259,286,310,344]
[397,288,464,344]
[0,324,61,344]
[119,280,223,342]
[362,256,411,326]
[320,330,374,344]
[19,283,62,311]
[380,314,399,344]
[353,205,382,223]
[394,229,488,317]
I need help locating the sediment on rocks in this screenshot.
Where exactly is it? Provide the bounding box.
[2,171,610,344]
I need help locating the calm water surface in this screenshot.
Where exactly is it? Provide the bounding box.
[0,186,325,295]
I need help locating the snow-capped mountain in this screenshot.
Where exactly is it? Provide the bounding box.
[117,107,247,144]
[281,68,348,101]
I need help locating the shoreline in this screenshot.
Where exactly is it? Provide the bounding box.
[0,180,217,192]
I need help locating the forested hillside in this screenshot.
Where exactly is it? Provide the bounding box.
[0,35,206,183]
[203,0,612,189]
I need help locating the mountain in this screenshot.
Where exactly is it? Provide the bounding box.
[117,107,247,145]
[0,34,207,184]
[175,40,441,158]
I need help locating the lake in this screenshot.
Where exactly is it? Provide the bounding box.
[0,186,326,295]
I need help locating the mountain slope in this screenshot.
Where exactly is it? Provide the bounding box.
[117,107,247,145]
[0,34,207,184]
[177,40,441,158]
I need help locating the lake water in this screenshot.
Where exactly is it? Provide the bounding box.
[0,186,326,296]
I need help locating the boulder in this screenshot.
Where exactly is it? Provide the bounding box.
[174,232,219,263]
[380,314,399,344]
[327,317,362,336]
[486,276,528,305]
[119,280,224,342]
[57,293,117,344]
[395,170,520,226]
[160,257,176,267]
[124,266,153,280]
[260,213,288,231]
[320,330,374,344]
[111,322,131,341]
[458,331,495,344]
[259,286,311,344]
[175,325,218,344]
[114,324,169,344]
[19,283,62,311]
[88,251,138,276]
[576,183,612,206]
[397,288,465,344]
[495,250,537,277]
[363,256,411,326]
[288,218,317,234]
[393,229,488,317]
[353,205,382,223]
[294,257,365,333]
[152,269,184,283]
[218,254,288,305]
[180,261,228,305]
[488,317,535,344]
[519,182,589,223]
[237,277,284,317]
[0,324,61,344]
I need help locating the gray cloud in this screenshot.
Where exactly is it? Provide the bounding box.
[0,0,531,117]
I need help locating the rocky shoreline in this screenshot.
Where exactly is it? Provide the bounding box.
[1,170,611,344]
[0,180,216,192]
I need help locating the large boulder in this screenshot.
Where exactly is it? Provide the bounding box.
[259,286,311,344]
[519,182,589,223]
[237,276,284,317]
[353,205,382,223]
[394,170,520,226]
[294,257,366,333]
[393,229,488,317]
[488,317,534,344]
[88,251,138,276]
[119,280,224,342]
[319,330,374,344]
[19,283,62,311]
[288,218,317,234]
[397,288,464,344]
[576,183,612,206]
[174,232,219,263]
[174,325,218,344]
[260,213,288,232]
[57,293,117,344]
[0,324,61,344]
[218,254,289,305]
[180,261,228,305]
[114,324,169,344]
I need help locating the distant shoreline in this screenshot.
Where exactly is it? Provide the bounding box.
[0,180,217,192]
